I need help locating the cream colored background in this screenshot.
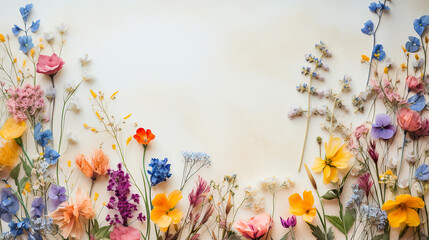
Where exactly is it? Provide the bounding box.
[1,0,429,239]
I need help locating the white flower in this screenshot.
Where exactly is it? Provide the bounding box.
[282,177,294,188]
[66,129,78,144]
[413,58,424,69]
[311,105,327,115]
[398,178,409,189]
[57,24,67,34]
[251,195,265,212]
[386,156,399,169]
[44,32,54,43]
[261,176,281,192]
[64,80,75,93]
[384,58,393,68]
[68,95,80,112]
[79,54,91,67]
[244,185,258,199]
[287,104,304,119]
[358,91,369,101]
[405,152,418,165]
[319,88,332,98]
[350,165,362,177]
[45,86,56,101]
[82,68,94,82]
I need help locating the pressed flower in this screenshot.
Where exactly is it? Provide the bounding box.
[382,194,424,228]
[233,213,271,240]
[0,34,5,42]
[34,122,52,147]
[110,91,119,99]
[415,164,429,181]
[126,136,132,146]
[75,149,109,180]
[0,139,20,170]
[133,128,155,145]
[110,226,140,240]
[123,113,131,119]
[36,54,65,76]
[371,114,396,140]
[90,89,97,98]
[397,108,422,132]
[361,55,370,62]
[51,189,95,238]
[312,136,352,184]
[280,215,297,228]
[289,190,317,223]
[406,75,424,92]
[151,190,183,232]
[0,118,26,140]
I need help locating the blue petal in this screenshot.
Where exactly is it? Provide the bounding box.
[408,94,426,112]
[414,19,425,36]
[30,20,40,33]
[421,15,429,26]
[369,2,378,12]
[12,25,21,36]
[361,20,374,35]
[405,36,420,52]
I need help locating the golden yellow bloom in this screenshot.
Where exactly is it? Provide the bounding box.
[39,43,44,49]
[383,67,388,74]
[13,58,17,63]
[90,128,96,132]
[30,49,35,57]
[382,194,424,228]
[151,190,183,232]
[112,144,116,150]
[94,192,99,201]
[402,46,407,53]
[83,123,89,128]
[361,55,369,62]
[0,118,27,140]
[95,111,102,121]
[102,202,107,206]
[415,54,420,60]
[90,89,97,98]
[312,135,352,184]
[6,184,11,188]
[0,139,20,170]
[110,91,119,99]
[123,114,132,120]
[126,136,132,146]
[400,63,407,71]
[0,34,5,42]
[67,160,71,168]
[289,190,317,223]
[24,182,31,193]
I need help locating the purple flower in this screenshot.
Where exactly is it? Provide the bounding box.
[48,184,67,211]
[371,114,396,140]
[415,164,429,181]
[280,215,297,229]
[1,188,19,214]
[189,176,210,208]
[31,197,44,218]
[106,163,139,226]
[137,213,146,222]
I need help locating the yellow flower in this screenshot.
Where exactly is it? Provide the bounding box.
[24,182,31,193]
[90,89,97,98]
[67,160,71,168]
[30,49,35,58]
[102,202,107,206]
[312,136,352,184]
[415,54,420,60]
[6,184,11,188]
[38,43,44,49]
[94,192,99,201]
[289,190,317,223]
[0,34,5,42]
[400,63,407,71]
[126,136,132,146]
[0,118,27,140]
[151,190,183,232]
[0,139,20,170]
[361,55,369,62]
[382,194,424,228]
[83,123,89,128]
[110,91,119,99]
[402,46,407,53]
[95,111,102,121]
[383,67,388,74]
[112,144,116,150]
[123,114,132,120]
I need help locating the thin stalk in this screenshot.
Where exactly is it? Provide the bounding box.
[397,131,407,180]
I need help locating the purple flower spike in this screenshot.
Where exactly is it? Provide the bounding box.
[371,114,396,140]
[280,215,297,229]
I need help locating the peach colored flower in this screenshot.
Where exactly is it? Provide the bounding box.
[397,108,422,132]
[0,118,27,140]
[406,75,424,93]
[110,226,141,240]
[36,53,65,76]
[75,149,109,180]
[233,213,272,240]
[51,189,95,238]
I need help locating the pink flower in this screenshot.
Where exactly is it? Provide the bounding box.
[406,75,424,93]
[188,176,210,208]
[233,213,271,240]
[6,84,45,121]
[397,108,422,132]
[354,124,369,140]
[36,53,65,76]
[110,226,140,240]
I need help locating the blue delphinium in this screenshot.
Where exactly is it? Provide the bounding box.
[407,93,426,112]
[414,15,429,36]
[361,20,374,35]
[416,164,429,181]
[31,197,45,218]
[9,218,30,237]
[18,36,34,54]
[44,146,60,165]
[147,158,172,186]
[1,188,19,214]
[19,3,33,23]
[372,44,386,60]
[30,20,40,33]
[405,36,420,53]
[34,123,52,147]
[12,25,22,36]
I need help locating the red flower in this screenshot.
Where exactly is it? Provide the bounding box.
[133,128,155,145]
[36,53,65,76]
[397,108,422,132]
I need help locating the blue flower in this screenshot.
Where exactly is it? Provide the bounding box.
[368,2,378,12]
[361,20,374,35]
[48,184,67,211]
[413,15,429,36]
[34,123,52,147]
[405,36,420,53]
[368,1,390,13]
[147,158,172,186]
[377,2,390,11]
[416,164,429,181]
[18,36,34,54]
[28,233,43,240]
[12,25,22,36]
[31,197,44,218]
[0,205,12,223]
[372,44,386,60]
[8,218,30,237]
[19,3,33,23]
[1,188,19,214]
[30,20,40,33]
[44,146,60,165]
[408,93,426,112]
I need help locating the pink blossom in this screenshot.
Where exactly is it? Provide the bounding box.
[233,213,271,240]
[189,176,210,207]
[36,53,65,76]
[354,124,369,140]
[110,226,140,240]
[7,84,45,121]
[406,75,424,93]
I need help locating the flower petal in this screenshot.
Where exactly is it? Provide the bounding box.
[404,207,420,227]
[168,190,182,209]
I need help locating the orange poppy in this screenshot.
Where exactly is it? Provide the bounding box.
[133,128,155,145]
[75,149,109,180]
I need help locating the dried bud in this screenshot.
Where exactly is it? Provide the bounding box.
[225,192,232,215]
[304,164,317,190]
[201,204,214,224]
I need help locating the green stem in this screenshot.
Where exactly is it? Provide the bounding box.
[316,191,328,240]
[397,131,407,180]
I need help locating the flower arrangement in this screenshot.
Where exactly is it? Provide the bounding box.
[0,2,429,240]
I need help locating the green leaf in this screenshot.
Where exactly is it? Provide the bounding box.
[306,222,326,240]
[326,215,345,234]
[21,160,31,177]
[343,211,355,233]
[10,163,21,180]
[94,226,111,239]
[339,168,353,194]
[321,189,339,200]
[327,227,334,240]
[18,176,28,193]
[280,232,290,240]
[91,219,100,235]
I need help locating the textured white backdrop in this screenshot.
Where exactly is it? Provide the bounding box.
[1,0,429,239]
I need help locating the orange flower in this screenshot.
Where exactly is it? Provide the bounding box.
[151,190,183,231]
[75,149,109,180]
[382,194,424,228]
[0,118,27,140]
[289,190,317,223]
[133,128,155,145]
[0,139,20,170]
[51,189,95,238]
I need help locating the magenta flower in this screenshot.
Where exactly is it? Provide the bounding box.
[368,140,379,165]
[280,215,297,229]
[189,176,210,208]
[357,173,373,198]
[371,114,396,140]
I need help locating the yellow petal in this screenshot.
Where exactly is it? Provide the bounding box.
[123,114,132,120]
[156,214,172,228]
[150,207,166,223]
[110,91,119,99]
[312,157,326,173]
[403,196,424,209]
[325,136,342,160]
[303,208,317,223]
[168,208,183,224]
[168,190,182,209]
[303,190,314,207]
[288,193,304,210]
[90,89,97,98]
[329,167,339,183]
[387,208,406,228]
[126,136,132,146]
[404,207,420,227]
[382,200,401,211]
[0,118,27,140]
[152,193,169,211]
[289,206,305,216]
